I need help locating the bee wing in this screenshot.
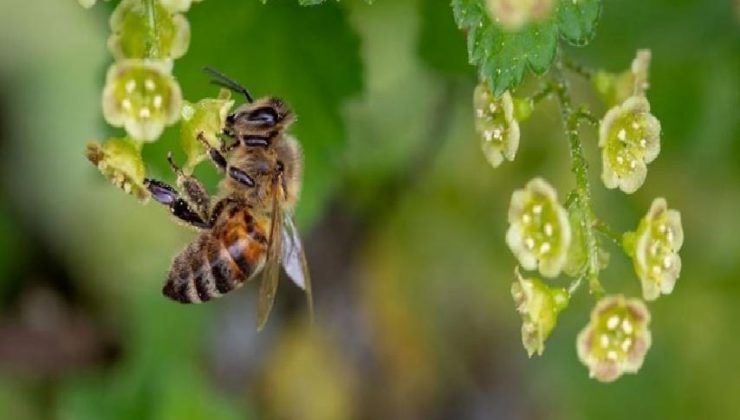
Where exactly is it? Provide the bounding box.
[281,214,314,323]
[256,178,283,331]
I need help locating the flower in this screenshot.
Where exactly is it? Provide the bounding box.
[85,137,148,202]
[180,89,235,170]
[599,95,661,194]
[593,49,652,107]
[102,59,183,142]
[577,295,652,382]
[78,0,97,8]
[159,0,204,12]
[511,268,569,357]
[624,198,684,301]
[506,178,571,278]
[474,83,520,168]
[108,0,190,61]
[485,0,554,31]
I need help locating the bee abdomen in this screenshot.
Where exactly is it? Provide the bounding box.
[162,224,266,304]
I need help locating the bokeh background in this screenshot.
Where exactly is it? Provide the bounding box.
[0,0,738,419]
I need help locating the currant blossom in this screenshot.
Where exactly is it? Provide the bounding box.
[180,89,235,170]
[624,198,684,301]
[485,0,554,31]
[599,95,661,193]
[511,268,569,357]
[86,138,148,202]
[474,83,519,168]
[506,178,571,278]
[108,0,190,61]
[577,295,652,382]
[594,49,652,107]
[102,59,183,142]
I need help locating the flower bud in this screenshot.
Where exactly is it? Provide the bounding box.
[485,0,555,31]
[512,268,569,357]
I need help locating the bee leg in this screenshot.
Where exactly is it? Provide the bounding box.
[144,178,211,229]
[197,132,228,171]
[167,152,211,220]
[218,131,238,153]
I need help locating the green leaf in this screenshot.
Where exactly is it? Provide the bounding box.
[452,0,601,96]
[169,0,363,227]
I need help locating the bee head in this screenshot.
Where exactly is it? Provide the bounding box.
[225,97,295,134]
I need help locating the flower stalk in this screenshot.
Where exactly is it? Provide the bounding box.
[551,59,603,297]
[144,0,160,58]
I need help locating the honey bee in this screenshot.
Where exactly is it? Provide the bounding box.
[143,67,312,330]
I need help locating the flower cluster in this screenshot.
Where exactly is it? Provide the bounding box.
[577,295,652,382]
[511,269,569,357]
[489,48,681,384]
[506,178,571,278]
[625,198,684,301]
[85,0,211,201]
[474,83,520,168]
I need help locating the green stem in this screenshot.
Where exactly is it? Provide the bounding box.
[531,83,555,104]
[594,219,623,246]
[143,0,160,58]
[562,55,594,80]
[575,107,599,126]
[551,59,604,298]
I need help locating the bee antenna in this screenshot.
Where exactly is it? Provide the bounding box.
[203,66,254,103]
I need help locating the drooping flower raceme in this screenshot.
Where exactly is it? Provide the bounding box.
[485,0,554,31]
[506,178,571,278]
[577,295,652,383]
[474,83,520,168]
[511,269,569,357]
[86,137,148,202]
[102,59,183,142]
[624,198,684,301]
[599,95,661,194]
[180,89,235,170]
[108,0,190,61]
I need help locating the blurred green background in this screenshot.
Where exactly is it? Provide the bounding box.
[0,0,738,419]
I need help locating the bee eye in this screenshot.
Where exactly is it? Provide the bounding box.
[247,107,278,126]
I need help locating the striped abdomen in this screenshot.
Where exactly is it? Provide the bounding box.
[162,209,269,303]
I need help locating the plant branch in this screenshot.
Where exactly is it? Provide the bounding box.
[551,59,604,297]
[531,83,555,104]
[562,55,594,80]
[575,107,599,126]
